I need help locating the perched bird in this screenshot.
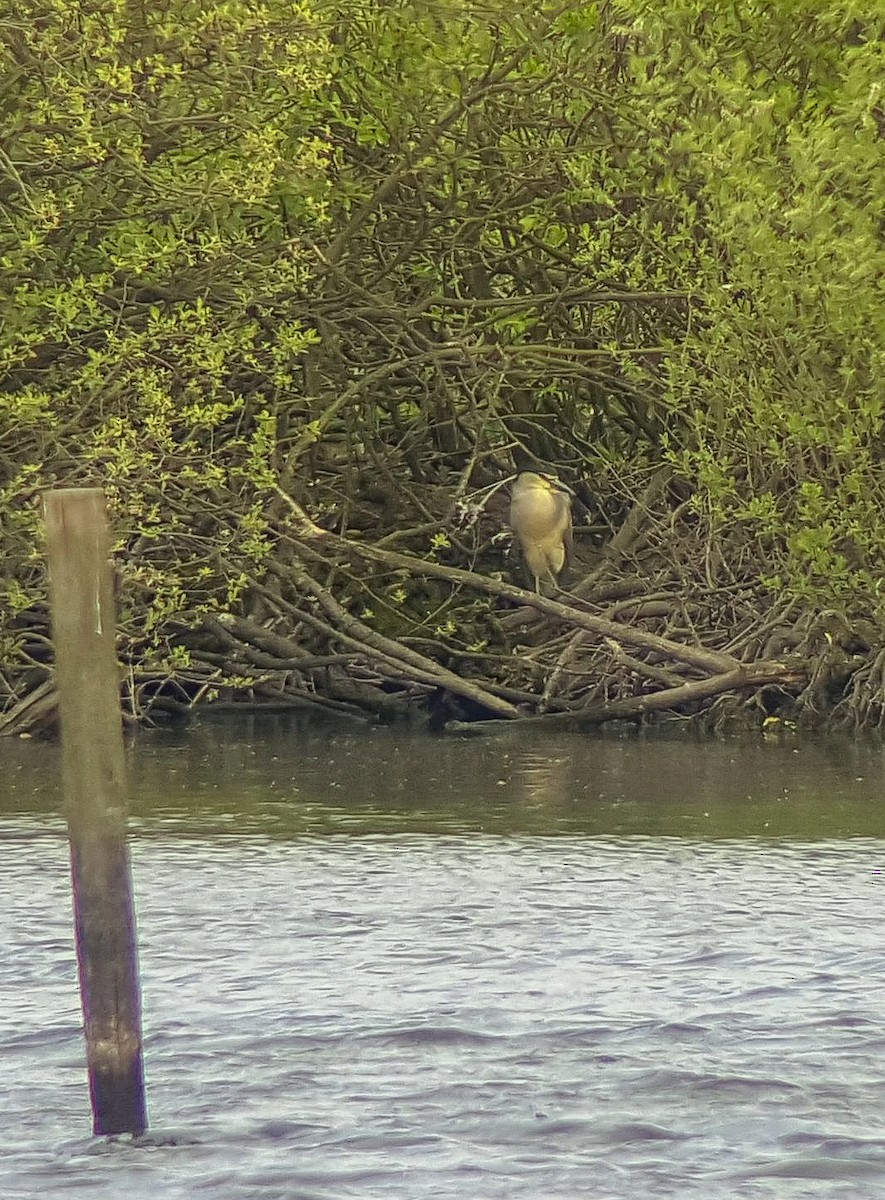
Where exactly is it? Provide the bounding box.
[508,470,573,593]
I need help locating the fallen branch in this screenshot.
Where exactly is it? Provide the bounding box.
[0,677,57,736]
[448,660,807,733]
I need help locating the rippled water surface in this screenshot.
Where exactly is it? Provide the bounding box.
[4,719,885,1198]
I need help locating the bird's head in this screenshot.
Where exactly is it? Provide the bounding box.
[513,470,575,498]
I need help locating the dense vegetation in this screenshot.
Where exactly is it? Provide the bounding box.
[1,1,884,735]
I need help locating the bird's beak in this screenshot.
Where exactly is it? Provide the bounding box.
[542,476,575,497]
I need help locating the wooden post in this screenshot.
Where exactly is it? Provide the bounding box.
[44,489,147,1137]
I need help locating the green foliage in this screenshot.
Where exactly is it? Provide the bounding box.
[0,0,330,663]
[2,0,884,710]
[642,2,885,614]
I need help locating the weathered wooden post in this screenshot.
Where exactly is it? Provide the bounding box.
[44,488,147,1137]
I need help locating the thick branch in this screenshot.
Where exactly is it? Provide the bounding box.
[450,660,807,733]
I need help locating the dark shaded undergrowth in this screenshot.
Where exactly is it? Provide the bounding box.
[2,456,879,741]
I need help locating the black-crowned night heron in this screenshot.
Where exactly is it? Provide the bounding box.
[509,470,573,593]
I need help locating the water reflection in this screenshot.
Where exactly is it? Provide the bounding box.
[3,715,885,839]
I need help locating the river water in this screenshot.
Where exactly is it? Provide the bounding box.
[3,717,885,1198]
